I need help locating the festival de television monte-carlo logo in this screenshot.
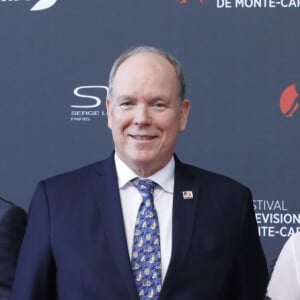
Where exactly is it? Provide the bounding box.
[179,0,300,8]
[280,84,300,118]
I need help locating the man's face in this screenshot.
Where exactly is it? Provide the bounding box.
[106,52,190,176]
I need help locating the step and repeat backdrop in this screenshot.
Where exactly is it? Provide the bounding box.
[1,0,300,273]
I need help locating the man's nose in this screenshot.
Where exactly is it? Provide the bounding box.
[133,104,150,126]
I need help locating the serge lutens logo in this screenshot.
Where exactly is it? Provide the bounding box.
[70,85,109,122]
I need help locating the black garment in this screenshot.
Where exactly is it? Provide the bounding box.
[0,198,27,300]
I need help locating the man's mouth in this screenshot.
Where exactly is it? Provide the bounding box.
[129,135,157,140]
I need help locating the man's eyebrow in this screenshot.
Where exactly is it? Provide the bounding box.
[116,95,134,101]
[115,95,168,103]
[152,97,165,101]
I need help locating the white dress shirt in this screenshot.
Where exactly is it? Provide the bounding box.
[267,231,300,300]
[114,153,174,283]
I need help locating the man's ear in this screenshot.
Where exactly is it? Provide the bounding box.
[179,99,190,132]
[106,98,112,129]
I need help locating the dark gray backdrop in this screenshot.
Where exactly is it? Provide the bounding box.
[1,0,300,273]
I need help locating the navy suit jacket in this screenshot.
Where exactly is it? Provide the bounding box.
[11,154,268,300]
[0,198,27,300]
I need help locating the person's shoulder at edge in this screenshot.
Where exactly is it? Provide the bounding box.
[0,197,27,300]
[287,231,300,244]
[0,198,27,225]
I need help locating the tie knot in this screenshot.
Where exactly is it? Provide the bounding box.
[132,178,158,197]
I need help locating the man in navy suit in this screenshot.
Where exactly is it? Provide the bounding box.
[11,46,268,299]
[0,198,27,300]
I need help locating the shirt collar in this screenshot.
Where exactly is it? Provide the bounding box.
[114,153,174,193]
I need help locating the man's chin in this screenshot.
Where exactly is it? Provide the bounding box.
[129,154,160,172]
[132,155,156,166]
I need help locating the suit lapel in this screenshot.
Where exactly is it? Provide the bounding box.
[92,155,200,300]
[159,158,199,299]
[93,155,139,300]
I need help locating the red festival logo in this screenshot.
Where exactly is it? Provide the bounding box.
[179,0,206,4]
[279,84,300,118]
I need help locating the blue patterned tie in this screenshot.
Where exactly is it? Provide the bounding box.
[131,178,162,300]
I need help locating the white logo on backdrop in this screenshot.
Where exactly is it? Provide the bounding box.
[72,86,108,109]
[31,0,57,11]
[254,199,300,238]
[70,85,109,122]
[216,0,300,8]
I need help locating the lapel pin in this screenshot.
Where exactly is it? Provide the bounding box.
[182,191,193,199]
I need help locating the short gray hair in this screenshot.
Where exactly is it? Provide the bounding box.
[108,46,186,102]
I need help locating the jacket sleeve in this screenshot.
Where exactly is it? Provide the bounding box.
[11,182,57,300]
